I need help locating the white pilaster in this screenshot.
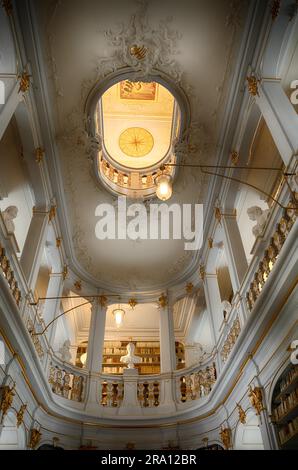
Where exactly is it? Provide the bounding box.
[203,274,222,344]
[42,272,64,346]
[86,301,107,373]
[256,79,298,167]
[222,214,248,293]
[20,211,48,291]
[159,297,176,374]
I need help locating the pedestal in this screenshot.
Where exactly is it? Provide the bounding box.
[118,368,140,415]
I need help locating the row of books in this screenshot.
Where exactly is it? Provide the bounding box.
[279,416,298,444]
[280,366,298,393]
[273,388,298,421]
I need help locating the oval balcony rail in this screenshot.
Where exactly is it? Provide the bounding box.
[48,363,86,402]
[176,362,217,403]
[98,152,175,199]
[246,195,297,311]
[137,380,160,407]
[220,316,241,363]
[100,379,124,407]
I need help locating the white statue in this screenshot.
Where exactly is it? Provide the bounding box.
[247,206,270,237]
[58,340,72,362]
[120,342,142,369]
[222,300,232,320]
[2,206,18,233]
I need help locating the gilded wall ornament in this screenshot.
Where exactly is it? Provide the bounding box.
[214,207,222,224]
[219,426,232,450]
[56,237,62,248]
[48,205,56,222]
[1,0,13,16]
[0,384,15,418]
[208,237,213,249]
[128,298,138,309]
[16,404,27,428]
[199,264,205,281]
[186,282,194,295]
[271,0,281,20]
[103,0,182,81]
[230,150,239,165]
[74,280,82,291]
[18,71,31,94]
[248,385,264,415]
[29,428,42,449]
[130,44,148,61]
[62,265,68,280]
[99,295,108,308]
[35,147,44,163]
[236,403,246,424]
[246,75,260,97]
[158,293,168,309]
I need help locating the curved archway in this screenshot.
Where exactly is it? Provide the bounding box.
[0,411,26,450]
[234,410,264,450]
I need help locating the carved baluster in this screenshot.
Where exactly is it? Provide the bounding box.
[101,381,108,406]
[153,382,159,406]
[180,376,187,402]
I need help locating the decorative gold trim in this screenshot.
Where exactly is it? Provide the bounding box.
[246,75,260,97]
[18,71,31,94]
[271,0,281,20]
[29,428,42,449]
[199,264,205,281]
[158,293,168,309]
[74,280,82,291]
[230,150,239,166]
[186,282,194,295]
[128,298,137,309]
[55,237,62,248]
[35,147,44,163]
[16,403,27,428]
[1,0,12,16]
[236,403,246,424]
[99,295,108,308]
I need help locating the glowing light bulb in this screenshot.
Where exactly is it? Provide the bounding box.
[155,174,173,201]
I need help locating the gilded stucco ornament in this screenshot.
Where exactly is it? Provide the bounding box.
[0,384,15,418]
[219,426,232,450]
[1,0,13,16]
[248,385,265,415]
[29,428,42,449]
[16,404,27,428]
[236,403,246,424]
[103,0,182,82]
[246,75,260,97]
[18,71,31,94]
[158,293,168,309]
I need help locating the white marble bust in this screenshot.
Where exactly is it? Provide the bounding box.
[247,205,269,237]
[2,205,18,233]
[59,340,72,362]
[120,342,142,369]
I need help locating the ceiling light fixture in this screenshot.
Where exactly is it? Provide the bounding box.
[113,305,125,328]
[154,163,296,209]
[155,170,173,201]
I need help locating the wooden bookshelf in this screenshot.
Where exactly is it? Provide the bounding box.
[272,364,298,449]
[102,341,161,375]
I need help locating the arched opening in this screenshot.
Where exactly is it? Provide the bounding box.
[90,74,187,200]
[0,411,26,450]
[234,410,264,450]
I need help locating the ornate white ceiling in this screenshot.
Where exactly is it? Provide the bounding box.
[32,0,250,291]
